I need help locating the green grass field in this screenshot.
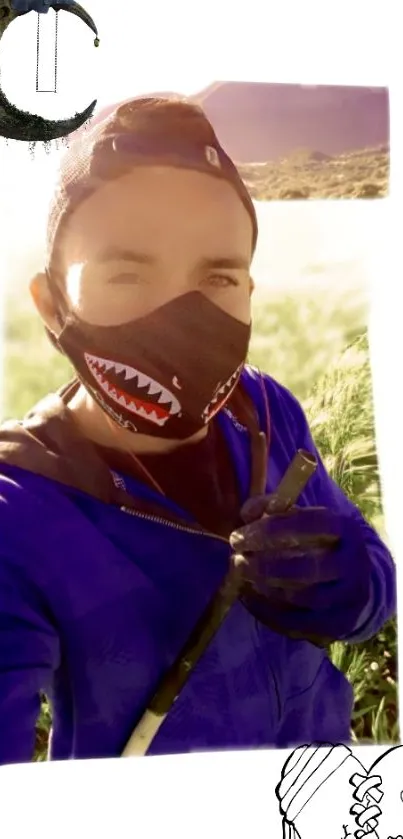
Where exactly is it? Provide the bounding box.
[1,282,398,756]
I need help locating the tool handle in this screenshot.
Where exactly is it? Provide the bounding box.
[122,559,245,757]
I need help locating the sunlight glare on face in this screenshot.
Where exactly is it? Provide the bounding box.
[65,262,85,311]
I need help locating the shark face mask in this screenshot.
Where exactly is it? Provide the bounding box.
[55,291,251,439]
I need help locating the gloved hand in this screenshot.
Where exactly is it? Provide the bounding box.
[230,495,372,645]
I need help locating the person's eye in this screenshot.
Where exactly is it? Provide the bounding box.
[205,274,240,288]
[106,273,142,285]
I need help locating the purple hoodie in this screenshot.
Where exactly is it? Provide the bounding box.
[0,366,396,764]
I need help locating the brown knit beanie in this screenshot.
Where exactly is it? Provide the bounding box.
[46,96,258,278]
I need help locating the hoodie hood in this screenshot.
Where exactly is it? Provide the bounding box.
[0,379,131,504]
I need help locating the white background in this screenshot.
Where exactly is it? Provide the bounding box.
[0,0,401,835]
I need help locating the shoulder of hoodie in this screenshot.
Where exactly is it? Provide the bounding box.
[0,463,71,549]
[0,465,64,589]
[0,416,84,549]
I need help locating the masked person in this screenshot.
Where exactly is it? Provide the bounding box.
[0,97,396,764]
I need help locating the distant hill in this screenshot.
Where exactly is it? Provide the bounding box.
[194,82,389,163]
[73,82,389,165]
[280,149,333,164]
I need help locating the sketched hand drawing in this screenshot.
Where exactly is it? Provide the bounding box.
[276,742,403,839]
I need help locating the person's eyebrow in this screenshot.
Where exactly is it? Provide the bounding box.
[196,256,250,271]
[93,246,156,265]
[91,248,250,271]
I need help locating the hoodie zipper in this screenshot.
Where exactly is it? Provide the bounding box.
[120,505,230,546]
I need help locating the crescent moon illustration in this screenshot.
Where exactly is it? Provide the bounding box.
[0,0,99,142]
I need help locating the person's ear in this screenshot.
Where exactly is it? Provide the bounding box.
[29,272,62,336]
[249,275,255,296]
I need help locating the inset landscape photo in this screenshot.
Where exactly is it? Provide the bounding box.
[90,82,390,201]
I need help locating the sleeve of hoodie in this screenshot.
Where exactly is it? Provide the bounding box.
[263,374,396,644]
[0,555,60,765]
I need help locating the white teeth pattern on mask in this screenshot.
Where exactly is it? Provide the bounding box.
[84,352,181,419]
[202,364,243,418]
[147,381,161,395]
[136,371,150,388]
[100,374,168,426]
[157,391,173,405]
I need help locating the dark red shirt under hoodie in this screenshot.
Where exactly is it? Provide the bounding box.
[95,419,240,537]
